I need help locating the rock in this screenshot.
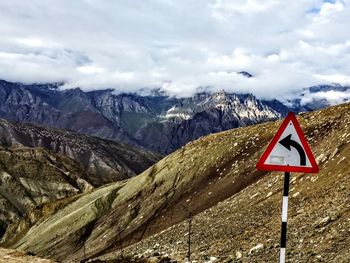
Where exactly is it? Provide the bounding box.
[292,192,300,198]
[316,153,328,164]
[315,216,331,228]
[0,247,54,263]
[249,243,264,255]
[330,148,339,159]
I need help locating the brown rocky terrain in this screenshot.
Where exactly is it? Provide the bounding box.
[111,103,350,262]
[0,247,55,262]
[0,118,160,186]
[2,102,349,262]
[0,118,159,249]
[0,146,95,237]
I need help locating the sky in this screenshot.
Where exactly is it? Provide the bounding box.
[0,0,350,99]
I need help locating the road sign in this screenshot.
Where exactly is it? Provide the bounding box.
[256,112,319,173]
[256,112,319,263]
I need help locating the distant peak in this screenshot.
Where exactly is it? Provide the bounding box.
[148,88,170,97]
[88,88,114,95]
[307,84,349,93]
[216,89,227,95]
[211,90,229,98]
[238,71,253,78]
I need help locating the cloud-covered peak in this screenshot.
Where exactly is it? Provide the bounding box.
[0,0,350,99]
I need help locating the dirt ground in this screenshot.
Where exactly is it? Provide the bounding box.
[0,247,55,263]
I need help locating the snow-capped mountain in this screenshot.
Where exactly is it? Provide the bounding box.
[0,79,348,154]
[135,91,281,153]
[165,92,279,121]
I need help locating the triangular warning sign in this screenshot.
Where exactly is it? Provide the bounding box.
[256,112,319,173]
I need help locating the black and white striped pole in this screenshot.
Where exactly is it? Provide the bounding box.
[280,171,290,263]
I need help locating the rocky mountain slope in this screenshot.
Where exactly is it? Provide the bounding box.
[0,118,160,186]
[0,80,282,154]
[0,247,55,263]
[3,102,349,262]
[114,103,350,263]
[0,146,94,237]
[134,92,282,153]
[2,79,347,154]
[0,118,158,243]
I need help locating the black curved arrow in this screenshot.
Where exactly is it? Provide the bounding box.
[279,134,306,166]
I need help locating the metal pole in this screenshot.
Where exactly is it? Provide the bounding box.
[187,215,192,262]
[280,172,290,263]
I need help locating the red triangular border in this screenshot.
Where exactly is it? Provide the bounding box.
[256,112,319,173]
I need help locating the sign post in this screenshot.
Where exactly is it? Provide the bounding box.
[256,112,319,263]
[280,171,290,263]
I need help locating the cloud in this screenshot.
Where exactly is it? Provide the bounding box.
[0,0,350,98]
[300,90,350,105]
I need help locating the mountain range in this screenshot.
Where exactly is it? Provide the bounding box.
[1,102,348,262]
[0,76,349,261]
[1,79,349,154]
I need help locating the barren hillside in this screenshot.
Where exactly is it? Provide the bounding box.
[0,118,160,186]
[0,247,55,263]
[113,103,350,262]
[3,102,349,262]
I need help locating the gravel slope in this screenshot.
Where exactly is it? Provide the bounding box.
[0,248,55,263]
[106,103,350,262]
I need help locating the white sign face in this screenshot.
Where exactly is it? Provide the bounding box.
[264,120,312,168]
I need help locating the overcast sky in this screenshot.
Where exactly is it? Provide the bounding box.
[0,0,350,98]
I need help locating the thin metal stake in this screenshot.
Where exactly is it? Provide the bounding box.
[187,215,192,262]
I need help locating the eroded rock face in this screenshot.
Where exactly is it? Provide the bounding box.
[0,146,94,236]
[135,93,282,154]
[1,80,349,155]
[0,119,159,240]
[0,247,55,263]
[0,80,282,154]
[0,118,160,186]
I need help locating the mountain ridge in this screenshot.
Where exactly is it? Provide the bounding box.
[0,118,160,186]
[1,79,348,154]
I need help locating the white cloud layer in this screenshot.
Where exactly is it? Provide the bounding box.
[301,89,350,105]
[0,0,350,98]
